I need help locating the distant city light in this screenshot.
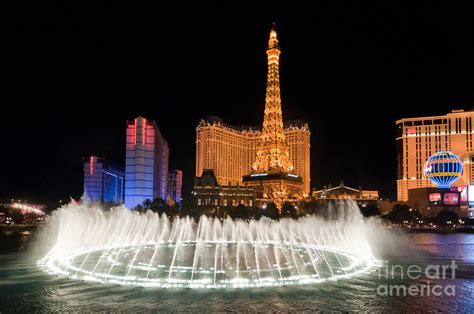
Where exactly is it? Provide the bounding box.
[11,203,44,216]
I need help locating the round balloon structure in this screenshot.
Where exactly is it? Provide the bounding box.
[423,150,463,188]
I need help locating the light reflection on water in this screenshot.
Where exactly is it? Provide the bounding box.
[409,233,474,262]
[0,233,473,312]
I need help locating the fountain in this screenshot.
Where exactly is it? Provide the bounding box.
[38,201,379,288]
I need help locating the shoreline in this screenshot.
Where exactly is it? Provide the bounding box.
[386,226,474,234]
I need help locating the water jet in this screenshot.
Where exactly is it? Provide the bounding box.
[38,201,380,289]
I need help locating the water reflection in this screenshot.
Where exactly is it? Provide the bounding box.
[0,233,473,311]
[410,233,474,262]
[0,233,31,253]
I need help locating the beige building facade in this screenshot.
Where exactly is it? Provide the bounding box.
[196,117,311,194]
[396,109,474,201]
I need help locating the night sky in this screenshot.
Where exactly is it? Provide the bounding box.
[3,2,474,203]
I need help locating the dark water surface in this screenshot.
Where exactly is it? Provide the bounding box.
[0,232,473,312]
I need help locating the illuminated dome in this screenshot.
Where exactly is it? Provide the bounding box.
[423,150,463,188]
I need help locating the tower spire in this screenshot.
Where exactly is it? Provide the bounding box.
[268,23,279,49]
[252,25,294,174]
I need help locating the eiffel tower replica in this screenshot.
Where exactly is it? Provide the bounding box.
[243,25,304,210]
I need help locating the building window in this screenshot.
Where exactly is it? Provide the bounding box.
[249,200,253,207]
[223,199,228,206]
[198,198,201,206]
[214,199,218,206]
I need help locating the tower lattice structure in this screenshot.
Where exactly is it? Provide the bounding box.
[243,25,304,210]
[252,26,294,174]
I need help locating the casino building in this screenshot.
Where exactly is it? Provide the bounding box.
[396,109,474,202]
[196,117,310,193]
[195,26,311,206]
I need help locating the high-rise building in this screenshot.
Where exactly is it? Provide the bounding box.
[195,27,311,198]
[83,156,124,204]
[396,109,474,201]
[124,117,169,208]
[168,170,183,204]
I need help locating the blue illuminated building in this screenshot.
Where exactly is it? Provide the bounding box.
[168,170,183,204]
[124,117,169,208]
[423,150,463,188]
[83,156,124,204]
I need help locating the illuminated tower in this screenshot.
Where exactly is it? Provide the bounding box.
[243,25,304,209]
[252,25,294,174]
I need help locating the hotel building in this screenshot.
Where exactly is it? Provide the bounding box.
[83,156,124,204]
[196,26,311,208]
[196,117,310,194]
[168,169,183,204]
[396,109,474,201]
[124,117,169,208]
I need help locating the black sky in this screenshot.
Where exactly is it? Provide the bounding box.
[3,2,474,203]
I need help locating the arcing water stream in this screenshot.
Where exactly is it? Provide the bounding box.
[38,201,379,288]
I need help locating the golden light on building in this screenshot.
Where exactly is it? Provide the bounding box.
[251,25,293,175]
[195,25,310,208]
[396,109,474,201]
[195,118,310,192]
[243,25,305,209]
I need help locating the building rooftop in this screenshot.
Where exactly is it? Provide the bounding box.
[84,156,124,172]
[198,116,309,132]
[396,109,473,124]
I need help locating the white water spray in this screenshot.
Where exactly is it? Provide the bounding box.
[38,201,380,288]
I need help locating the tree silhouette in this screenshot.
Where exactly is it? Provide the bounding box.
[383,204,421,223]
[281,203,298,219]
[261,203,280,220]
[230,204,249,220]
[436,209,458,226]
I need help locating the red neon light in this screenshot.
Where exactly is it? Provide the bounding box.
[429,193,441,202]
[142,120,146,145]
[90,156,94,175]
[134,118,137,145]
[407,127,416,135]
